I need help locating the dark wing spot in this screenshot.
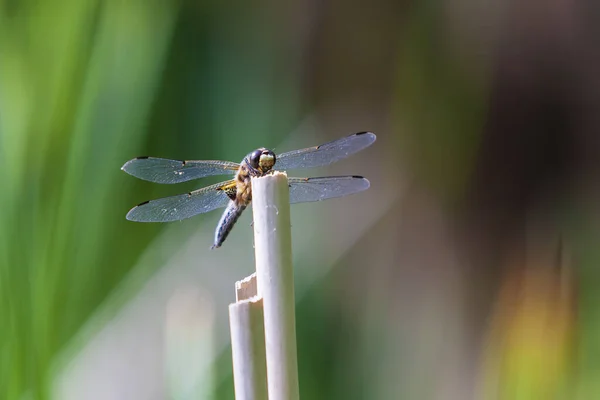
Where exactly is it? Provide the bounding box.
[355,132,370,136]
[187,192,193,197]
[352,175,364,179]
[182,160,187,165]
[135,156,150,159]
[137,200,150,206]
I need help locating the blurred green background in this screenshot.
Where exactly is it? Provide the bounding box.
[2,0,600,399]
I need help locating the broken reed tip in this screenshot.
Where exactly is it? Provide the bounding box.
[235,273,258,302]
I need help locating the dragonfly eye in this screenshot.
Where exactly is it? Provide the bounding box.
[258,149,276,172]
[249,149,263,169]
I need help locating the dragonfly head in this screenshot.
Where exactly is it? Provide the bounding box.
[248,148,276,174]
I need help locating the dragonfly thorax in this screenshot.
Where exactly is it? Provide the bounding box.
[247,148,276,175]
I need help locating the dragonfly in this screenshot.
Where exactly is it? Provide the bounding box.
[122,131,376,249]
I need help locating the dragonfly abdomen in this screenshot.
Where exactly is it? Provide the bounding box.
[212,201,247,249]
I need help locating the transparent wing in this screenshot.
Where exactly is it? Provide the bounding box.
[126,181,233,222]
[121,157,239,184]
[275,132,376,171]
[288,176,370,204]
